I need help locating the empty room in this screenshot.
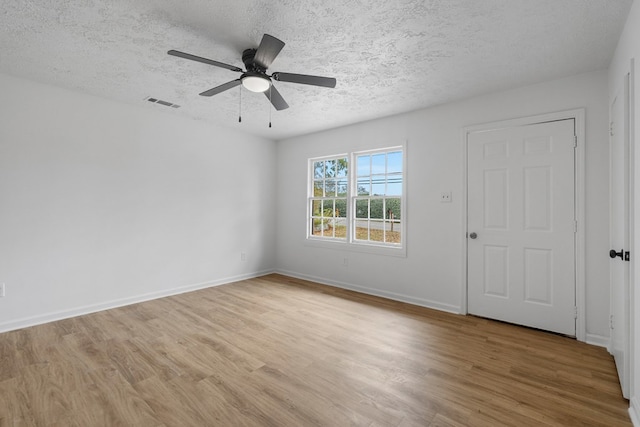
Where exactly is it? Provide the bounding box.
[1,0,640,425]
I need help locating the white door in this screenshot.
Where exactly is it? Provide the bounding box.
[610,75,630,398]
[467,119,576,336]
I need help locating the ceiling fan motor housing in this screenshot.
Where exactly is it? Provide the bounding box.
[242,49,264,73]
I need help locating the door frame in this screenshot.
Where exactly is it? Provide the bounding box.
[461,109,586,342]
[609,68,633,398]
[628,57,637,419]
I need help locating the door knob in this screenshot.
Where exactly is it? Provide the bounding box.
[469,232,478,239]
[610,249,624,260]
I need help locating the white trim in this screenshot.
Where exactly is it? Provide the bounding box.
[303,237,407,257]
[277,269,461,314]
[585,333,611,348]
[461,109,587,342]
[0,269,274,334]
[629,57,638,415]
[460,127,469,314]
[630,396,640,427]
[575,109,587,343]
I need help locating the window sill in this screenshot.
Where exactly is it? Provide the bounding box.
[304,237,407,258]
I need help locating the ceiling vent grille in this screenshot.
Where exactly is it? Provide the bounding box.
[145,96,180,108]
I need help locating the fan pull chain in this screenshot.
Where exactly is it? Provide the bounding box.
[268,85,272,128]
[238,85,242,123]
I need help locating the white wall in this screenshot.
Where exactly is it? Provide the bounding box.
[0,73,276,332]
[609,0,640,423]
[276,70,610,341]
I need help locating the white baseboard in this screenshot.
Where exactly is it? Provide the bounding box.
[585,333,610,349]
[275,271,621,351]
[0,269,274,334]
[630,396,640,427]
[276,269,461,314]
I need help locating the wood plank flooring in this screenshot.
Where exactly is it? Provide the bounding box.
[0,274,631,426]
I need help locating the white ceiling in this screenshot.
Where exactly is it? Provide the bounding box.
[0,0,633,140]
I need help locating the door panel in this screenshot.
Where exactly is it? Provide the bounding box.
[484,169,508,229]
[484,245,509,297]
[524,248,552,304]
[524,166,551,231]
[467,119,576,336]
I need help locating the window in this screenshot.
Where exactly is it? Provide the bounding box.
[354,149,403,245]
[310,156,348,240]
[308,146,405,254]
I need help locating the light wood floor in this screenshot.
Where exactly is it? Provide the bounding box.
[0,274,631,426]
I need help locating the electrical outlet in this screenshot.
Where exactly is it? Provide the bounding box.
[0,283,5,298]
[440,191,452,203]
[240,252,247,262]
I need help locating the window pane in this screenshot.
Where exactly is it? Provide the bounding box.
[312,217,322,234]
[331,219,339,237]
[371,176,385,196]
[370,221,384,242]
[385,221,401,243]
[337,179,348,196]
[321,219,330,237]
[372,153,385,174]
[355,199,369,218]
[322,200,334,217]
[357,178,370,196]
[387,151,402,174]
[312,199,322,216]
[336,158,348,178]
[314,161,324,179]
[313,180,323,197]
[334,217,347,238]
[325,159,336,178]
[370,199,383,219]
[354,220,369,240]
[386,198,401,220]
[357,155,370,176]
[335,199,347,217]
[387,175,402,196]
[325,179,336,197]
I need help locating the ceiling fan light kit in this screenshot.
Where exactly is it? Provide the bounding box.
[168,34,336,119]
[241,72,270,93]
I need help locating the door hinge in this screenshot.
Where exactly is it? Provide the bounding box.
[574,220,578,233]
[610,122,615,136]
[610,314,615,329]
[574,306,578,319]
[574,135,578,147]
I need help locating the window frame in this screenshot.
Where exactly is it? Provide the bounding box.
[306,143,407,257]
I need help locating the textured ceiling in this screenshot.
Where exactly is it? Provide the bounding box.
[0,0,633,140]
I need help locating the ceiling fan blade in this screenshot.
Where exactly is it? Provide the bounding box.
[168,50,243,73]
[200,79,242,97]
[265,85,289,110]
[253,34,285,69]
[272,72,336,88]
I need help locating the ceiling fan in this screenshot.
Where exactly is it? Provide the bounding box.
[168,34,336,111]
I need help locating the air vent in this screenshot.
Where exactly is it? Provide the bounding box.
[145,96,180,109]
